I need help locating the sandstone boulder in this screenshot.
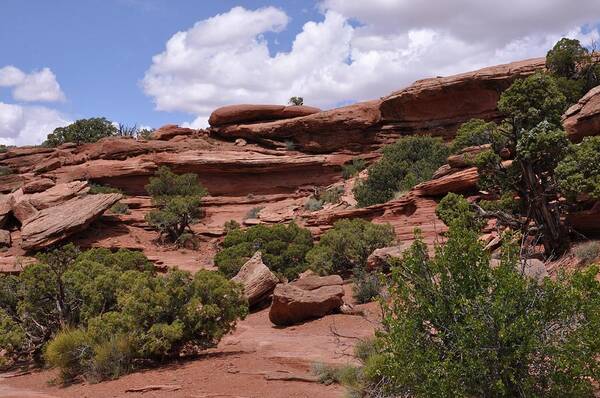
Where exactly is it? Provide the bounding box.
[269,282,344,326]
[22,178,55,194]
[413,167,479,196]
[447,144,491,169]
[28,181,88,209]
[11,198,38,224]
[563,86,600,142]
[209,104,321,127]
[151,125,195,141]
[21,193,122,250]
[231,252,279,306]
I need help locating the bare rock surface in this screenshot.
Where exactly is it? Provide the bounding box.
[232,252,279,306]
[21,193,122,250]
[380,57,545,137]
[563,85,600,142]
[22,178,55,194]
[209,104,321,127]
[151,124,196,140]
[367,244,411,270]
[269,273,345,326]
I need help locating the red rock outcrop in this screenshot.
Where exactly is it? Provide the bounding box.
[269,274,345,326]
[563,86,600,142]
[232,252,279,307]
[151,125,196,141]
[21,193,122,250]
[209,104,321,127]
[213,100,382,153]
[379,58,545,137]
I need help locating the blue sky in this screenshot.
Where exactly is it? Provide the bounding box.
[1,0,599,145]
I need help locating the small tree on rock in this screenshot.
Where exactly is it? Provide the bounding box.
[44,118,117,147]
[288,96,304,106]
[145,167,207,243]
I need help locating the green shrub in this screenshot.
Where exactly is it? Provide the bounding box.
[341,158,367,179]
[215,222,313,279]
[307,219,395,276]
[497,72,566,131]
[145,166,208,242]
[175,232,199,249]
[319,186,344,204]
[369,221,600,397]
[44,118,117,147]
[304,197,323,212]
[436,192,480,228]
[0,145,7,153]
[109,202,129,214]
[0,166,13,176]
[1,245,247,383]
[137,128,154,140]
[223,220,240,233]
[556,136,600,201]
[288,96,304,106]
[574,241,600,265]
[353,136,449,207]
[450,119,505,154]
[88,183,123,195]
[352,268,382,304]
[244,206,263,219]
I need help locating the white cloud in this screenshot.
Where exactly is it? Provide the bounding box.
[0,102,70,146]
[0,66,65,103]
[143,3,600,126]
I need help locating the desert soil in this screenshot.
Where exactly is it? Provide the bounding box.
[0,285,378,398]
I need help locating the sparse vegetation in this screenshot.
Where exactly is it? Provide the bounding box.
[0,145,7,153]
[436,192,480,228]
[88,183,123,195]
[44,118,118,147]
[245,206,263,219]
[574,241,600,265]
[288,96,304,106]
[307,219,395,276]
[109,202,129,215]
[0,166,12,176]
[223,220,240,233]
[450,118,506,154]
[352,268,382,304]
[305,186,344,212]
[341,158,367,179]
[304,197,324,212]
[215,222,313,280]
[145,166,208,242]
[353,136,449,207]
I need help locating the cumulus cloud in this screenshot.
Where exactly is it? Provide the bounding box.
[142,2,600,125]
[0,66,65,102]
[0,102,70,146]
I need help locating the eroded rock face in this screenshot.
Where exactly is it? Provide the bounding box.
[563,86,600,142]
[22,178,55,194]
[21,193,122,250]
[0,230,10,248]
[269,281,345,326]
[214,100,382,153]
[380,58,545,137]
[231,252,279,306]
[209,104,321,127]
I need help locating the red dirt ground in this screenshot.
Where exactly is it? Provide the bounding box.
[0,285,379,398]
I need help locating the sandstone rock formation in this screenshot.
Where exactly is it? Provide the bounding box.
[379,57,545,137]
[232,252,279,306]
[22,178,55,194]
[269,274,345,326]
[366,244,411,271]
[209,104,321,127]
[21,193,122,250]
[213,100,382,153]
[563,86,600,142]
[151,125,196,141]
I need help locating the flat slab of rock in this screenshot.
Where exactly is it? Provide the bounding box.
[232,252,279,306]
[209,104,321,127]
[21,193,122,250]
[22,178,55,194]
[290,274,343,291]
[269,283,344,326]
